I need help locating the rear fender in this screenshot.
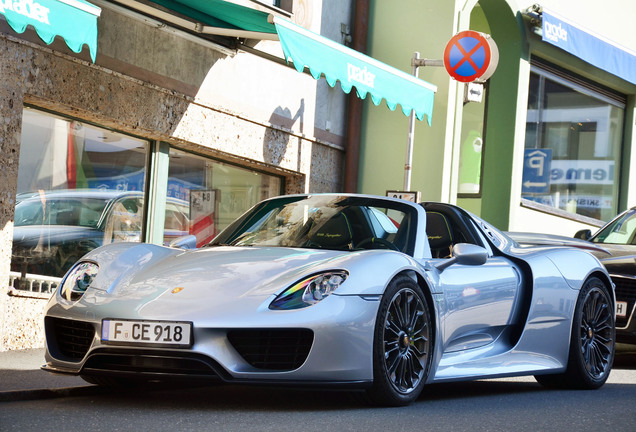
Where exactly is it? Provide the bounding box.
[544,249,610,291]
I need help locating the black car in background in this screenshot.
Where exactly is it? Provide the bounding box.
[509,207,636,344]
[11,190,189,279]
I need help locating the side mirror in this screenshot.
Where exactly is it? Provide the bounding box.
[574,229,592,241]
[435,243,488,272]
[168,235,197,249]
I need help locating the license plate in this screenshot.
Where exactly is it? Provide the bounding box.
[102,319,192,347]
[616,301,627,318]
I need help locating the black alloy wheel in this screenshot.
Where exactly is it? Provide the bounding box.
[578,281,615,381]
[366,275,433,406]
[535,276,615,389]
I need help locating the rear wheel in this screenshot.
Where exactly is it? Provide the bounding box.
[365,275,433,406]
[535,276,615,389]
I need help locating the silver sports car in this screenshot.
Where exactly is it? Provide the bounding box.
[42,194,616,406]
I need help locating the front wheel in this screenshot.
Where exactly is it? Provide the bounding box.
[535,276,615,389]
[365,275,433,406]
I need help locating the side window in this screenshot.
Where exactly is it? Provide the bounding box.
[361,206,413,254]
[595,210,636,244]
[423,205,493,258]
[468,218,499,256]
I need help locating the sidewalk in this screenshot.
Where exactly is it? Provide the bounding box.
[0,348,90,401]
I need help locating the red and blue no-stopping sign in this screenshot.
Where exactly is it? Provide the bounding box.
[443,31,499,83]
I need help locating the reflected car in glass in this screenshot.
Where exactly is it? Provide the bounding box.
[12,189,189,279]
[42,194,615,406]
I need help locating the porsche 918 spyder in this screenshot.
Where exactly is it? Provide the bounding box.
[42,194,616,406]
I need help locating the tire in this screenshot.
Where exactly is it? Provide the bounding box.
[364,275,433,406]
[535,276,615,389]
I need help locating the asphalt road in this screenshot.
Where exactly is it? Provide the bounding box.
[1,346,635,432]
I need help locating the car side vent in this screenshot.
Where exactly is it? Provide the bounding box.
[227,329,314,371]
[46,317,95,360]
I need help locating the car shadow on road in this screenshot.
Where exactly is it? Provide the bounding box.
[4,350,634,408]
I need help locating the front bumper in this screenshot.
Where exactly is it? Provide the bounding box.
[43,294,380,385]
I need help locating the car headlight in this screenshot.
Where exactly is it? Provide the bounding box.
[269,271,348,310]
[59,261,99,302]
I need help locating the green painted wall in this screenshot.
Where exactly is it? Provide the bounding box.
[474,0,524,229]
[359,0,455,201]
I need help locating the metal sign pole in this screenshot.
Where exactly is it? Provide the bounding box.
[404,52,419,191]
[404,54,443,191]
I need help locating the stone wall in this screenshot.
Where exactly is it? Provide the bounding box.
[2,291,49,350]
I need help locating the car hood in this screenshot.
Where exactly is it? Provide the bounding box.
[13,225,102,246]
[591,243,636,259]
[77,243,364,322]
[506,232,611,256]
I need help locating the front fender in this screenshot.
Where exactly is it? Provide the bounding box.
[333,250,427,296]
[79,242,183,292]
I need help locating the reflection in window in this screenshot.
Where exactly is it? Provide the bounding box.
[522,65,624,221]
[167,148,283,247]
[11,109,148,283]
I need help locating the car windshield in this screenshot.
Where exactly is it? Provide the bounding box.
[210,195,416,254]
[14,197,109,228]
[591,209,636,245]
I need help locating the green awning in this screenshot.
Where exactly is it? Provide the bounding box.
[142,0,278,39]
[0,0,101,62]
[273,17,437,124]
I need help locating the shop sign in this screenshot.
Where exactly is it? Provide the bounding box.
[550,160,615,185]
[347,63,376,88]
[541,9,636,86]
[525,194,613,210]
[0,0,50,24]
[522,149,552,194]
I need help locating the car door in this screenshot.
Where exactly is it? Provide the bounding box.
[437,255,523,353]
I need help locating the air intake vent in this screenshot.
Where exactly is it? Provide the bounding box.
[228,328,313,371]
[46,317,95,360]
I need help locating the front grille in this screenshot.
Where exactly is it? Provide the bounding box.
[46,317,95,360]
[612,275,636,328]
[82,350,224,379]
[228,329,313,371]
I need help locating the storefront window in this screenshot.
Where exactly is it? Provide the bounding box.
[166,148,283,247]
[11,108,148,284]
[522,65,625,221]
